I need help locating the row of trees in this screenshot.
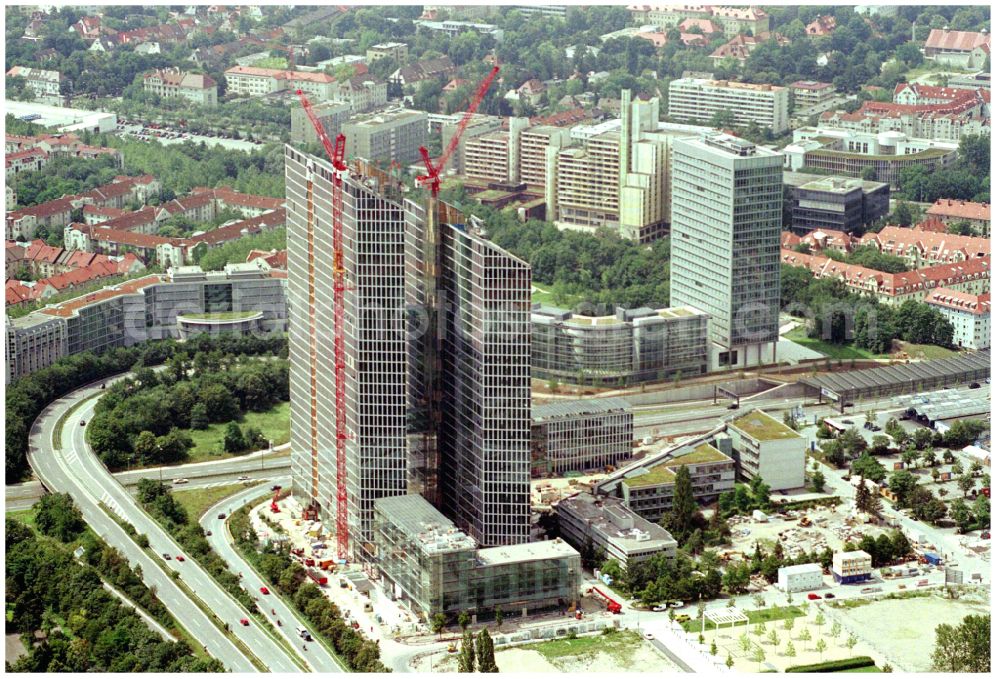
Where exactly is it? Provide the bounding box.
[5,334,287,483]
[89,352,288,468]
[8,151,125,208]
[135,479,257,613]
[6,506,223,672]
[781,267,956,353]
[457,628,499,673]
[229,506,390,672]
[897,135,990,205]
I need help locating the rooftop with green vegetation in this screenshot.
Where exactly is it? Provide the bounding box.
[730,410,802,441]
[622,462,676,488]
[662,442,730,467]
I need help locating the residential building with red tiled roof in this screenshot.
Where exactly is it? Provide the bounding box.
[5,148,48,181]
[805,15,836,36]
[860,225,990,268]
[246,248,287,271]
[925,29,991,70]
[224,65,337,100]
[143,67,218,107]
[678,17,719,34]
[631,5,769,37]
[709,32,788,65]
[82,204,128,225]
[925,290,990,349]
[780,249,991,306]
[926,199,991,235]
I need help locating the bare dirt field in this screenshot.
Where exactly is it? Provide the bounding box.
[826,588,991,672]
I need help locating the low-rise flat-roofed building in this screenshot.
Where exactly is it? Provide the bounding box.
[290,100,352,145]
[668,78,790,133]
[556,493,677,567]
[614,441,736,522]
[365,42,408,63]
[777,563,824,593]
[788,175,890,234]
[789,81,837,113]
[531,304,709,386]
[784,128,959,189]
[531,398,633,477]
[832,550,872,584]
[4,100,116,134]
[343,108,428,165]
[725,410,806,491]
[372,494,580,622]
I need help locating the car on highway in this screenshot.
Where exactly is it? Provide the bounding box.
[162,553,172,560]
[643,632,655,640]
[176,555,185,562]
[271,485,282,491]
[824,593,835,599]
[970,382,981,389]
[237,475,250,481]
[669,601,684,608]
[260,586,270,595]
[217,513,226,520]
[79,420,87,426]
[727,402,739,410]
[807,593,821,600]
[173,478,189,485]
[240,619,250,626]
[652,604,667,612]
[206,530,213,537]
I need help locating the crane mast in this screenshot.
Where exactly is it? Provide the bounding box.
[297,90,350,561]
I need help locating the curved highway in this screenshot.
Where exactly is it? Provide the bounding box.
[200,479,344,672]
[28,380,301,672]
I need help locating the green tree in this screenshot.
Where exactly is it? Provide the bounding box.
[430,612,447,638]
[851,455,888,484]
[495,606,503,629]
[223,421,246,453]
[767,629,779,646]
[476,628,498,672]
[458,629,477,672]
[458,610,471,632]
[34,493,86,542]
[950,498,972,529]
[726,654,734,668]
[751,644,766,671]
[958,473,977,498]
[815,637,828,660]
[785,640,796,657]
[846,633,858,651]
[664,464,698,543]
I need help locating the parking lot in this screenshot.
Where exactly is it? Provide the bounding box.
[115,121,265,151]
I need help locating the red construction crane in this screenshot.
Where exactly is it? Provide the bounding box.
[297,89,350,561]
[417,65,500,197]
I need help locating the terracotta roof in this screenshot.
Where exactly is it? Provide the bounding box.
[913,217,949,233]
[806,16,836,36]
[94,206,159,232]
[87,225,173,249]
[8,196,74,221]
[925,29,990,53]
[860,225,990,262]
[246,248,287,269]
[145,68,216,89]
[5,148,48,166]
[926,199,990,222]
[925,290,990,315]
[678,18,718,33]
[208,187,285,211]
[40,275,163,317]
[781,232,801,249]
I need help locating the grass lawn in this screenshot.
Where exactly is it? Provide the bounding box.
[531,282,586,308]
[785,326,880,360]
[524,630,644,664]
[172,482,262,521]
[842,666,882,672]
[183,402,290,462]
[252,56,287,69]
[6,508,36,528]
[898,341,957,360]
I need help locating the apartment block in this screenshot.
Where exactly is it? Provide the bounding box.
[372,494,580,621]
[631,5,769,37]
[143,68,218,107]
[519,125,570,187]
[725,410,806,491]
[531,398,633,477]
[610,442,736,523]
[290,100,352,145]
[343,108,428,166]
[670,134,783,370]
[668,78,790,133]
[6,66,64,103]
[332,76,389,114]
[556,493,677,568]
[463,131,511,183]
[365,42,408,63]
[926,199,991,236]
[531,304,709,385]
[554,125,620,229]
[789,80,837,113]
[224,66,337,100]
[5,314,67,384]
[447,113,506,174]
[925,290,990,350]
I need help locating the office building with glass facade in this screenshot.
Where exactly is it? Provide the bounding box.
[530,398,633,477]
[670,134,783,370]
